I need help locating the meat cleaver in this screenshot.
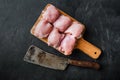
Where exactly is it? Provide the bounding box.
[24,45,100,70]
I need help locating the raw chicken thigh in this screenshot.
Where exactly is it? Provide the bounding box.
[59,34,76,55]
[33,4,85,56]
[65,21,85,39]
[53,15,72,32]
[42,5,60,23]
[48,28,65,48]
[34,19,53,38]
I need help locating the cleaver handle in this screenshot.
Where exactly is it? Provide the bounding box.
[68,59,100,70]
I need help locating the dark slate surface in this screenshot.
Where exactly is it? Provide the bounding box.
[0,0,120,80]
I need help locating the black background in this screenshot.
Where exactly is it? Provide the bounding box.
[0,0,120,80]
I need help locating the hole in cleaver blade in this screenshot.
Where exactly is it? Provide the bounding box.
[23,45,69,70]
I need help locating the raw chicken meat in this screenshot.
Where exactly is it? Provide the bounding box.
[58,34,76,55]
[33,4,86,56]
[48,28,65,48]
[65,21,85,39]
[42,5,60,23]
[53,15,72,32]
[34,19,53,38]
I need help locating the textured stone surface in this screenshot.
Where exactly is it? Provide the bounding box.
[0,0,120,80]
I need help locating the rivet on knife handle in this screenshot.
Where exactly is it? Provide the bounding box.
[68,59,100,70]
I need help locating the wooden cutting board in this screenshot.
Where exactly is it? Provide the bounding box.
[31,4,101,59]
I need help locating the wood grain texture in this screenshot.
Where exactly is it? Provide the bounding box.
[76,38,101,59]
[68,59,100,70]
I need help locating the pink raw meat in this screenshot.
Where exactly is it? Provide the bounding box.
[42,5,60,23]
[65,21,85,39]
[58,34,76,55]
[34,19,53,38]
[48,28,65,48]
[53,15,72,32]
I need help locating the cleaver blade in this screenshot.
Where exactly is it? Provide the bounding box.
[24,45,68,70]
[24,45,100,70]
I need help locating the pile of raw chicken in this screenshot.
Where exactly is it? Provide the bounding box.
[34,4,85,55]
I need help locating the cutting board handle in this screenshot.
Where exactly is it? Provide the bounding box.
[75,38,101,59]
[68,59,100,70]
